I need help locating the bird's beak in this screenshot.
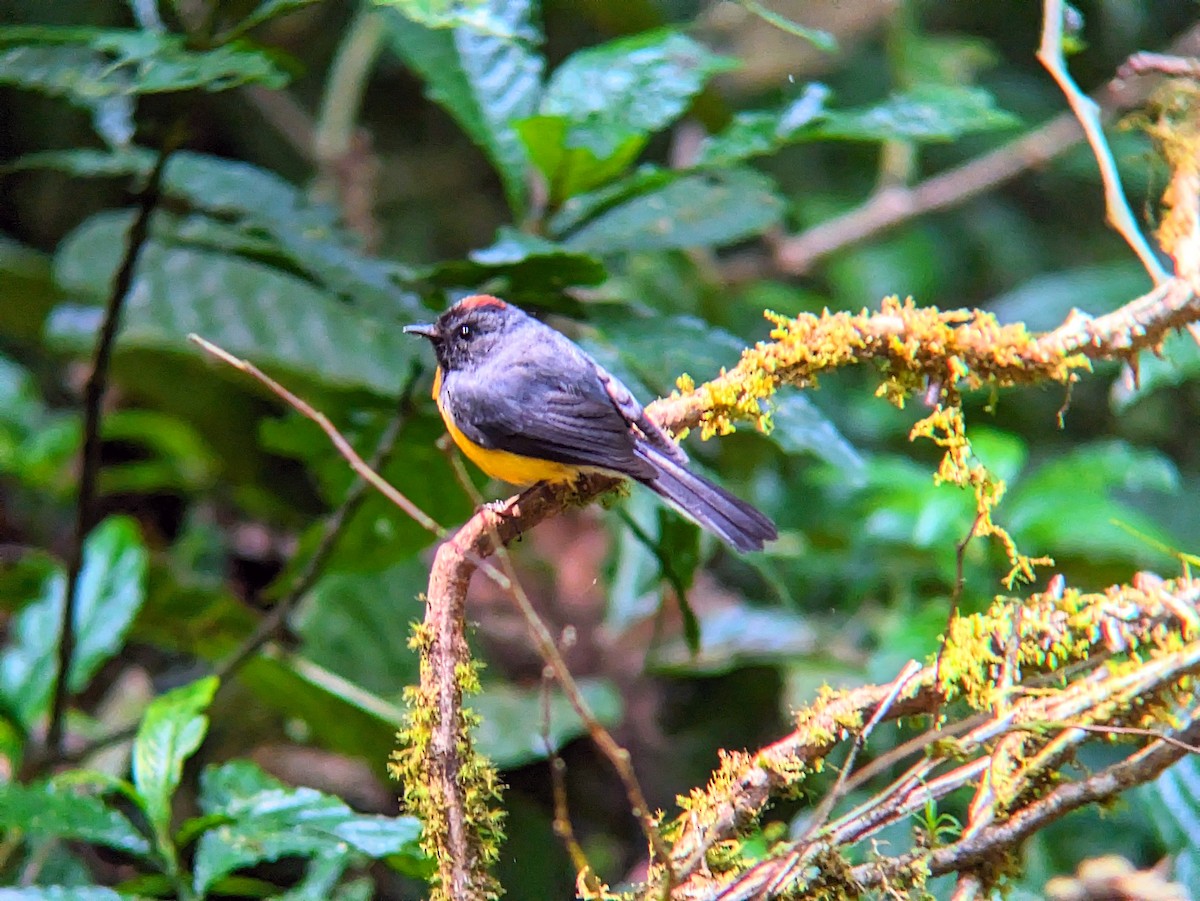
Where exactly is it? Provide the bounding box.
[403,322,439,340]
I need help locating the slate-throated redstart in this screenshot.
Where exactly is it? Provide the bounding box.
[404,295,777,552]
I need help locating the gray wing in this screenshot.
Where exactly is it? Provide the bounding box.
[444,341,658,479]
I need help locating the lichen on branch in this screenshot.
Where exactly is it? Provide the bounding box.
[665,297,1090,441]
[650,576,1200,900]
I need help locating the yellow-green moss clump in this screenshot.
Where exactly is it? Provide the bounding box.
[390,621,506,901]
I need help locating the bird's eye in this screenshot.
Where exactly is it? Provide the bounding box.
[459,324,472,338]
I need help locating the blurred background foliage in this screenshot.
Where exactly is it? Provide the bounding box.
[1,0,1199,898]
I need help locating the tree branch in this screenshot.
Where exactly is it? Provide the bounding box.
[773,23,1200,275]
[658,578,1200,899]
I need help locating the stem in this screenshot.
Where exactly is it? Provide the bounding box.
[46,133,179,756]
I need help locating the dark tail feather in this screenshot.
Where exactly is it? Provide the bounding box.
[633,443,777,552]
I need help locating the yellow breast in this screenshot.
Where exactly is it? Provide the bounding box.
[433,366,582,487]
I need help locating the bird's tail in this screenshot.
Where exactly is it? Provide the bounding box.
[633,442,777,552]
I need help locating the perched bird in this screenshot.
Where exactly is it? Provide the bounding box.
[404,296,776,552]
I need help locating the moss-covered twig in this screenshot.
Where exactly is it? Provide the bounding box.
[650,577,1200,899]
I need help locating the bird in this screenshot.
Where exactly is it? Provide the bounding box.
[404,295,777,552]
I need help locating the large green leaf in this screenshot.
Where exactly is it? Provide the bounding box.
[381,0,542,215]
[192,759,423,894]
[562,167,784,253]
[99,409,219,495]
[259,412,472,567]
[0,28,290,101]
[514,29,736,200]
[132,676,219,839]
[427,225,607,294]
[0,889,137,900]
[238,652,405,763]
[538,29,737,159]
[694,83,830,166]
[1144,756,1200,889]
[68,516,149,692]
[0,571,63,732]
[0,235,59,340]
[0,517,148,731]
[547,164,676,237]
[1004,442,1182,567]
[471,678,622,768]
[0,781,152,856]
[769,394,865,474]
[815,85,1019,142]
[374,0,535,37]
[48,211,420,395]
[294,562,427,695]
[15,149,421,320]
[514,114,645,202]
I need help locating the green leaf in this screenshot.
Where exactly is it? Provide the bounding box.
[0,781,152,856]
[540,30,737,159]
[694,83,830,166]
[769,394,865,474]
[0,517,147,731]
[0,29,291,104]
[294,562,426,695]
[1144,756,1200,888]
[238,652,406,762]
[225,0,323,38]
[472,678,621,767]
[563,167,784,253]
[11,149,420,319]
[650,604,817,676]
[381,0,543,215]
[273,856,350,901]
[0,571,64,731]
[260,412,471,567]
[100,410,219,495]
[514,114,645,202]
[192,760,423,894]
[815,85,1019,142]
[132,676,219,839]
[48,211,421,395]
[1005,441,1182,566]
[0,235,59,340]
[68,516,149,693]
[160,153,420,317]
[547,164,676,237]
[656,510,701,654]
[0,889,136,900]
[428,225,606,293]
[989,261,1152,332]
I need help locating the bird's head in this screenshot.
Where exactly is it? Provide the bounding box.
[404,295,528,372]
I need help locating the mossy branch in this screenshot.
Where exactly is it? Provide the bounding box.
[649,577,1200,899]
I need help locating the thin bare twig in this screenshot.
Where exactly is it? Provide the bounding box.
[856,714,1200,889]
[214,366,422,680]
[1037,0,1169,283]
[46,132,181,757]
[540,663,603,896]
[663,579,1200,898]
[773,23,1200,275]
[48,373,421,768]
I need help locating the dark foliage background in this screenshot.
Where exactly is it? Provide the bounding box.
[1,0,1198,898]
